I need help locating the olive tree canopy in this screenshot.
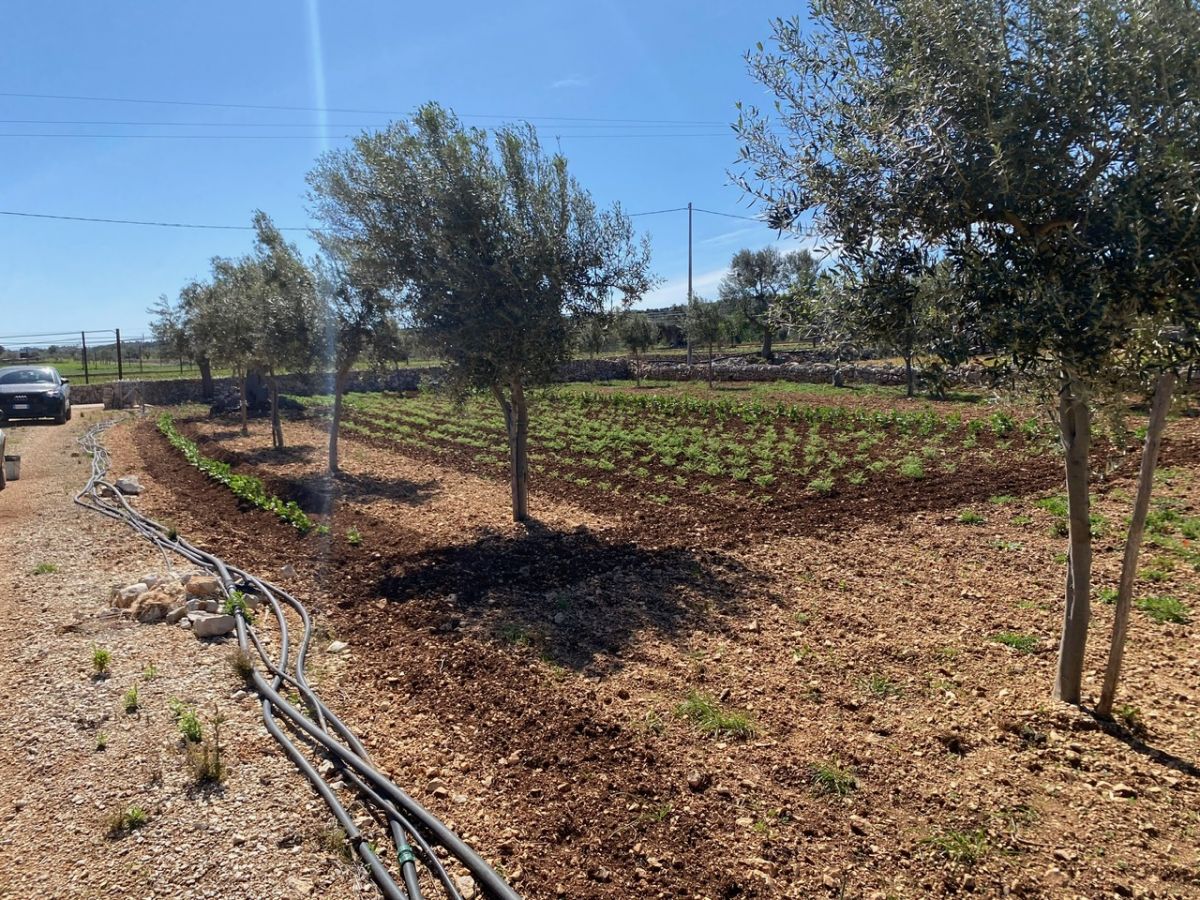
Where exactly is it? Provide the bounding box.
[308,103,656,520]
[736,0,1200,703]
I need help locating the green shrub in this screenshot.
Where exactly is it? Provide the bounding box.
[91,645,112,676]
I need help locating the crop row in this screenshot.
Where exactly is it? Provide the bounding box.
[157,414,315,533]
[295,389,1050,506]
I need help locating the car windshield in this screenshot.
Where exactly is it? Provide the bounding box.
[0,368,56,385]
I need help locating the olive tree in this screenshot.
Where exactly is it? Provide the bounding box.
[736,0,1200,704]
[618,312,656,385]
[312,250,399,473]
[309,104,655,521]
[717,247,794,360]
[249,212,326,450]
[687,298,726,388]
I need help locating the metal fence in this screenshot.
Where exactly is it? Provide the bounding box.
[0,329,203,385]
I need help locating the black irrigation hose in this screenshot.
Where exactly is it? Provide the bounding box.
[74,419,520,900]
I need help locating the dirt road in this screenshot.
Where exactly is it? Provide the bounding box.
[0,410,363,899]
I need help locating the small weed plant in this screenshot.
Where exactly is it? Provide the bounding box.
[1135,595,1189,624]
[811,760,857,796]
[925,828,990,864]
[222,590,255,625]
[177,707,203,743]
[91,645,112,677]
[957,510,985,525]
[346,526,363,546]
[865,673,900,698]
[992,632,1038,653]
[675,691,756,739]
[106,806,148,837]
[33,562,58,575]
[122,684,139,713]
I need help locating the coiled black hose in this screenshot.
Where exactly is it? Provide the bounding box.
[75,419,520,900]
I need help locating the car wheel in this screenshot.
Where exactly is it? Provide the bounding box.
[54,403,67,425]
[65,401,72,422]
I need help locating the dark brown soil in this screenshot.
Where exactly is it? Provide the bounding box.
[110,412,1200,900]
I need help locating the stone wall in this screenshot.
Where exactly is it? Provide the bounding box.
[639,357,987,388]
[70,354,984,409]
[73,359,629,409]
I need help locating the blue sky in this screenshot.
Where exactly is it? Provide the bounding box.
[0,1,804,341]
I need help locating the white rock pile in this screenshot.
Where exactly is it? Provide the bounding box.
[109,571,258,639]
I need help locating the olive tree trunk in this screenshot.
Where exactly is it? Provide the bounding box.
[268,367,284,451]
[198,357,214,400]
[1053,382,1093,705]
[238,369,249,437]
[1097,371,1176,717]
[493,378,530,522]
[761,324,774,361]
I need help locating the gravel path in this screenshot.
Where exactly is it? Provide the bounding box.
[0,409,365,899]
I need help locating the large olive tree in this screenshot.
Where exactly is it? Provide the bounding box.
[308,104,655,521]
[736,0,1200,704]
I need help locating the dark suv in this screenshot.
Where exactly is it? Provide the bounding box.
[0,366,72,423]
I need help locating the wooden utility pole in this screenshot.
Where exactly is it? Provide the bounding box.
[686,201,694,367]
[115,328,124,381]
[80,331,90,384]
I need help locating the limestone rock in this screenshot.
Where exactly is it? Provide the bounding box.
[189,612,236,638]
[114,475,143,495]
[114,583,148,609]
[131,590,175,624]
[185,575,222,599]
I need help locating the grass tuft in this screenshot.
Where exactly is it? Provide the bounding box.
[106,805,148,837]
[992,632,1037,653]
[91,645,112,677]
[924,828,990,864]
[811,760,857,796]
[675,691,756,739]
[1135,595,1190,624]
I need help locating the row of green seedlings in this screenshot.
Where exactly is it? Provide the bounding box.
[314,389,1040,507]
[156,413,315,533]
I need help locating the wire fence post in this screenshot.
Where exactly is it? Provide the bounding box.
[115,328,124,381]
[81,331,90,384]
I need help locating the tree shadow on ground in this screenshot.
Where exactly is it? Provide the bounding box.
[374,521,757,674]
[1090,712,1200,779]
[270,469,439,516]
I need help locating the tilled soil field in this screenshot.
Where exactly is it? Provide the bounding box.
[106,405,1200,899]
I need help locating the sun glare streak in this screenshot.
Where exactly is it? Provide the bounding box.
[304,0,329,157]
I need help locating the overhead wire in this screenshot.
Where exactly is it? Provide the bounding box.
[0,90,726,126]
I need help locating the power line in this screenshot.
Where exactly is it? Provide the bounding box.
[0,206,828,235]
[628,207,690,217]
[0,210,309,231]
[0,90,726,126]
[0,117,722,131]
[693,207,760,222]
[0,131,729,141]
